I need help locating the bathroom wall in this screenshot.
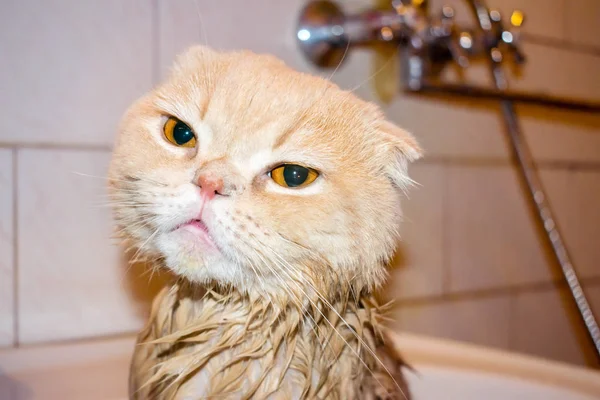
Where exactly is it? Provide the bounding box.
[1,0,599,366]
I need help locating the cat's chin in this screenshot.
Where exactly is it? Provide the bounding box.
[154,227,246,288]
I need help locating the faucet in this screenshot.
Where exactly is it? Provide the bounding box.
[296,0,599,111]
[297,0,524,84]
[296,0,600,365]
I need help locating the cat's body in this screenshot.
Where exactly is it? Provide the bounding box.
[130,283,410,399]
[109,46,421,399]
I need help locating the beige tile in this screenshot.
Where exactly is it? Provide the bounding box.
[0,150,14,347]
[443,44,600,108]
[511,287,589,365]
[394,295,511,349]
[384,95,600,163]
[0,1,152,145]
[447,165,550,292]
[428,0,566,40]
[565,0,600,48]
[588,282,600,307]
[385,163,445,300]
[523,110,600,163]
[540,169,600,280]
[510,43,600,102]
[17,150,151,343]
[587,283,600,330]
[384,96,509,160]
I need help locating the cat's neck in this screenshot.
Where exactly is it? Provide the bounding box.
[132,280,399,399]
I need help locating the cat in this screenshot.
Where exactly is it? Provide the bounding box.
[108,45,422,399]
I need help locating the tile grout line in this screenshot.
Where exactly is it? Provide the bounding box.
[522,34,600,57]
[11,148,19,347]
[152,0,160,85]
[396,276,600,307]
[0,142,113,152]
[561,0,569,46]
[8,329,140,350]
[506,286,516,352]
[3,142,600,171]
[440,161,451,294]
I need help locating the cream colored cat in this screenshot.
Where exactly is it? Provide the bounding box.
[109,45,421,399]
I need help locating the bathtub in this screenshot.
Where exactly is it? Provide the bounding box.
[1,331,599,399]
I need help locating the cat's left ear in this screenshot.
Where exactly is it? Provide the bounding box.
[377,120,423,189]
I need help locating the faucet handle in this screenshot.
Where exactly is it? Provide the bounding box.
[439,5,470,68]
[504,9,526,64]
[509,9,525,28]
[486,7,526,65]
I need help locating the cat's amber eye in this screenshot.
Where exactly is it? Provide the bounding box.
[270,164,319,188]
[163,117,196,148]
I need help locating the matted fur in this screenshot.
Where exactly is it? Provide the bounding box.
[109,45,421,399]
[131,283,410,399]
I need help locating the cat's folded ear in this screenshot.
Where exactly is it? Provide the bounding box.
[377,119,423,190]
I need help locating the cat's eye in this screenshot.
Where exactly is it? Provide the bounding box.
[270,164,319,188]
[163,117,196,148]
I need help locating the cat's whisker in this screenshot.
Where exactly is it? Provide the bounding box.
[193,0,209,47]
[264,250,390,397]
[248,245,336,388]
[71,171,166,187]
[260,244,405,399]
[348,48,399,93]
[326,35,351,83]
[256,245,335,361]
[241,250,272,305]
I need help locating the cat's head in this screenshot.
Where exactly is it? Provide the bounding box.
[109,45,421,301]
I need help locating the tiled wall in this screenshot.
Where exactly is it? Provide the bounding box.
[1,0,599,367]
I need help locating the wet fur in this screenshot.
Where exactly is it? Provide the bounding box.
[109,46,421,399]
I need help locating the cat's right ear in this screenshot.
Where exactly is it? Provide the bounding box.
[377,119,423,190]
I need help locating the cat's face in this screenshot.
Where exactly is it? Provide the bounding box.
[109,46,421,300]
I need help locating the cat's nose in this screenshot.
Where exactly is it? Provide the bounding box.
[194,160,244,198]
[197,174,225,199]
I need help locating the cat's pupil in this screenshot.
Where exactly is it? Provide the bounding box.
[283,165,309,187]
[173,121,194,145]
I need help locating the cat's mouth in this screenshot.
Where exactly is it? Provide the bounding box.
[175,219,218,249]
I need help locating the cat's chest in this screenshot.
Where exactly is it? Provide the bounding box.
[172,341,308,400]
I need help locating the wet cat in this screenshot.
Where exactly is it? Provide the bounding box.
[109,45,421,399]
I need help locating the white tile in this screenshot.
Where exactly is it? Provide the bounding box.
[385,163,445,300]
[0,1,152,145]
[540,169,600,280]
[565,0,600,49]
[158,0,309,75]
[158,0,205,79]
[511,287,588,365]
[394,295,511,349]
[447,165,550,292]
[0,150,14,346]
[17,150,151,343]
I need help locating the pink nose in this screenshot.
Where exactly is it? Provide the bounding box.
[197,175,224,199]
